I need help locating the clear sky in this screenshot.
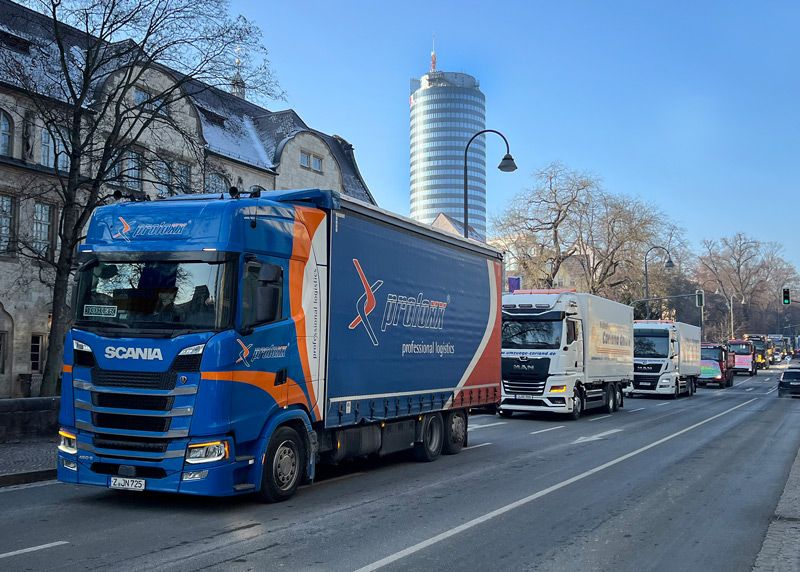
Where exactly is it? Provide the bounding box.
[233,0,800,266]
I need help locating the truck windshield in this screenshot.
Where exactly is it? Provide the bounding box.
[502,318,563,349]
[701,348,723,361]
[74,259,234,331]
[728,343,752,355]
[634,331,670,358]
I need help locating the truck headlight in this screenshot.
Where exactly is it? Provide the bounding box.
[73,340,92,352]
[549,385,567,393]
[58,429,77,455]
[185,441,228,464]
[178,344,205,356]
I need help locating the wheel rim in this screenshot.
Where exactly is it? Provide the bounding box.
[426,418,442,452]
[609,390,615,410]
[574,393,582,414]
[273,440,298,491]
[449,414,465,446]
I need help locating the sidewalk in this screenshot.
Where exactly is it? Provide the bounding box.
[0,438,57,487]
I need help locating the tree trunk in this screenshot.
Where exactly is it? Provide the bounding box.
[39,261,72,396]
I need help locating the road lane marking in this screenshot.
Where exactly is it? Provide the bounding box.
[734,378,753,387]
[589,415,612,422]
[766,387,778,395]
[656,402,671,406]
[355,397,758,572]
[0,541,69,560]
[468,422,506,432]
[572,429,622,444]
[627,408,646,412]
[745,387,754,392]
[530,426,564,436]
[464,442,492,450]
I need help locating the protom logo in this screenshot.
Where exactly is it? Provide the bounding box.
[235,339,253,367]
[235,339,289,367]
[105,346,163,360]
[348,259,449,347]
[111,216,188,240]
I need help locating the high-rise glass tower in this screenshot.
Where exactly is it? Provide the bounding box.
[410,50,486,239]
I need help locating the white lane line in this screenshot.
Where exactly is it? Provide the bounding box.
[745,387,754,392]
[572,429,623,444]
[734,377,753,387]
[656,402,671,407]
[627,407,646,413]
[530,426,565,436]
[766,387,778,395]
[464,442,492,450]
[0,541,69,560]
[467,422,507,432]
[354,397,758,572]
[589,415,612,422]
[0,480,58,494]
[764,378,771,382]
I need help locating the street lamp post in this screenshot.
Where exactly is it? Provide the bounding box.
[643,245,675,319]
[463,129,517,239]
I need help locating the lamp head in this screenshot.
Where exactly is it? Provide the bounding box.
[498,153,518,173]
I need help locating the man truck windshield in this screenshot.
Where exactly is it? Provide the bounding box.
[634,330,670,358]
[702,347,723,361]
[502,318,563,349]
[74,259,234,331]
[728,343,752,355]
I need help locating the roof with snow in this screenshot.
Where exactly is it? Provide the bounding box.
[0,0,375,205]
[431,212,485,242]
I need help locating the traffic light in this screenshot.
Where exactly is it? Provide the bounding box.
[784,288,791,305]
[696,289,705,308]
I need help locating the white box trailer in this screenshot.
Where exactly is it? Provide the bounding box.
[499,290,634,419]
[628,320,701,398]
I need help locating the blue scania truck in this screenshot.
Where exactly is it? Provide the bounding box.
[57,189,502,501]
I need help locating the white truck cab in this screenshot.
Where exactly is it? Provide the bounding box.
[499,290,633,419]
[627,320,701,398]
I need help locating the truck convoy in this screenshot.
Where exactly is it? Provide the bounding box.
[57,189,502,500]
[627,320,701,398]
[727,339,756,376]
[498,290,633,419]
[698,342,735,388]
[745,335,771,369]
[768,334,788,363]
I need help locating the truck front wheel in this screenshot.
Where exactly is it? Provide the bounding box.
[414,413,444,462]
[442,410,467,455]
[570,390,584,420]
[258,426,305,503]
[604,385,616,414]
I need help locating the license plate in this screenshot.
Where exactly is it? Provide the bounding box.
[109,477,145,491]
[791,382,800,386]
[515,394,538,400]
[640,383,651,386]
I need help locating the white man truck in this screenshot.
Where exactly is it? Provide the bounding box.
[627,320,701,398]
[498,290,634,419]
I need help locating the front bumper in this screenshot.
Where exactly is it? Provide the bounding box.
[625,377,675,395]
[500,394,572,413]
[57,432,255,496]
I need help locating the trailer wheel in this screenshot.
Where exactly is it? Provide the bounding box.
[414,413,443,462]
[570,390,584,420]
[604,385,616,414]
[442,410,467,455]
[257,426,305,503]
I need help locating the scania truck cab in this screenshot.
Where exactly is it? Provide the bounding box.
[628,320,701,398]
[498,290,633,419]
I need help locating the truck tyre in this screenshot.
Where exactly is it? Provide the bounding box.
[570,390,584,420]
[258,426,305,503]
[616,385,624,409]
[497,409,514,419]
[442,410,467,455]
[604,385,616,414]
[672,382,680,400]
[414,413,443,462]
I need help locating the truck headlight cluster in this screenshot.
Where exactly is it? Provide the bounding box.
[549,385,567,393]
[58,429,77,455]
[178,344,205,356]
[185,441,228,464]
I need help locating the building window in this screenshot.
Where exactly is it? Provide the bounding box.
[154,160,171,196]
[124,151,142,191]
[300,150,323,173]
[30,334,44,373]
[32,202,53,257]
[0,331,6,374]
[1,110,12,156]
[175,162,191,194]
[40,128,70,171]
[134,87,168,116]
[205,172,229,194]
[0,195,13,254]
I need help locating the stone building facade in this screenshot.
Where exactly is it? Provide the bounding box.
[0,0,374,397]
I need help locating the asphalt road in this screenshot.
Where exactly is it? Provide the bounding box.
[1,367,798,571]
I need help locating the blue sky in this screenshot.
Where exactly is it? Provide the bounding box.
[233,0,800,266]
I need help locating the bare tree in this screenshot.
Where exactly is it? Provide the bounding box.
[492,162,594,288]
[0,0,282,395]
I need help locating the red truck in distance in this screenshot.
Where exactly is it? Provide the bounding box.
[727,339,757,377]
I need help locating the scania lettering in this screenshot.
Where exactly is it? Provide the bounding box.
[498,290,634,419]
[626,321,701,399]
[57,189,501,501]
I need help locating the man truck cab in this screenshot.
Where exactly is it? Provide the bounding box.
[727,339,756,376]
[699,343,735,388]
[628,320,701,398]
